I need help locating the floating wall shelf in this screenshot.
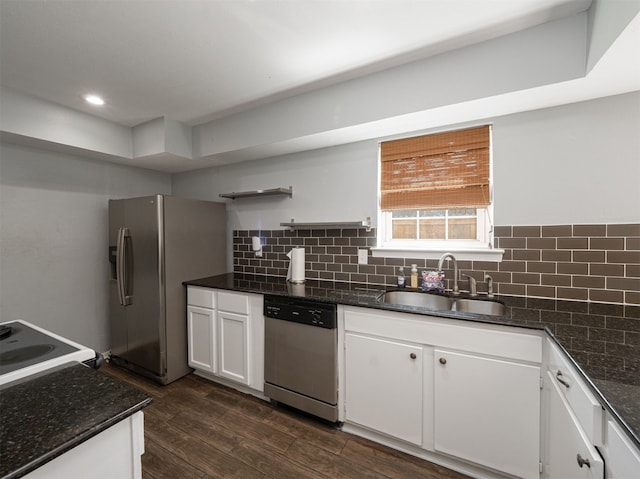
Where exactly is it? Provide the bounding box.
[280,217,371,232]
[219,186,293,200]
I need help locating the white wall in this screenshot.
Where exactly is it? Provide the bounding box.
[173,139,378,229]
[0,142,171,351]
[493,92,640,225]
[173,140,378,267]
[173,91,640,229]
[1,91,637,353]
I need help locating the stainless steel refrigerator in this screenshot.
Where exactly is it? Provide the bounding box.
[108,194,226,384]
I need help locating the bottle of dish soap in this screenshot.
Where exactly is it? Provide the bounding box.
[410,264,418,288]
[397,267,405,288]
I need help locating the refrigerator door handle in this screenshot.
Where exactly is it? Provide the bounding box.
[117,227,132,306]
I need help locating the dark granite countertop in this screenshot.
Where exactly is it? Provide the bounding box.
[0,362,152,479]
[186,272,640,449]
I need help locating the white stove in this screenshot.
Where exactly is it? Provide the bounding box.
[0,319,97,386]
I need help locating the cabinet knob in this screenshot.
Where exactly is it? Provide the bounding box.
[410,353,417,360]
[576,454,591,468]
[439,357,447,365]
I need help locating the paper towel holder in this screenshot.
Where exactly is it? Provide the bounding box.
[251,236,263,257]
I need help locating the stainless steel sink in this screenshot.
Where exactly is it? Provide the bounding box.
[452,298,505,316]
[380,291,453,310]
[379,290,505,317]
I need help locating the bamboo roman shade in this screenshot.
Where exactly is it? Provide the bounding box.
[380,125,491,211]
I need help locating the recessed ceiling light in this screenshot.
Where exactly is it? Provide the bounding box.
[84,94,105,106]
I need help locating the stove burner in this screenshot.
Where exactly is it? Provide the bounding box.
[0,344,56,365]
[0,325,12,340]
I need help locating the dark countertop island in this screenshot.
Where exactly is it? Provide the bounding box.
[186,272,640,449]
[0,362,152,479]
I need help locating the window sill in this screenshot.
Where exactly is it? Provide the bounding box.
[371,246,504,262]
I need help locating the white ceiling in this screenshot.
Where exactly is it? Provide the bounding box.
[1,0,639,172]
[1,0,594,127]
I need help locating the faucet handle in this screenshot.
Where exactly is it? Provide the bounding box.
[460,274,478,296]
[484,274,494,298]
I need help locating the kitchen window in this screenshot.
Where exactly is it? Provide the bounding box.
[374,125,502,261]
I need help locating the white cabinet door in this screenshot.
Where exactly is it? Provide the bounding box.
[434,349,541,479]
[218,311,249,384]
[345,333,423,445]
[605,418,640,479]
[545,371,604,479]
[547,339,603,446]
[187,305,216,373]
[26,411,145,479]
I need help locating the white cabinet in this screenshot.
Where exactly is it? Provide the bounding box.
[603,417,640,479]
[543,339,606,479]
[187,286,216,373]
[187,305,216,372]
[433,349,541,479]
[344,332,423,445]
[26,411,144,479]
[544,341,640,479]
[546,339,603,447]
[342,305,543,479]
[218,310,248,383]
[545,370,604,479]
[186,286,263,392]
[217,291,250,384]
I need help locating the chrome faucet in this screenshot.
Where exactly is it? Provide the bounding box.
[437,253,459,295]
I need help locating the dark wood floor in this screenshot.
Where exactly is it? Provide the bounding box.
[103,363,472,479]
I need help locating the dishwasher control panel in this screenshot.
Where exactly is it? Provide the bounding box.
[264,295,337,329]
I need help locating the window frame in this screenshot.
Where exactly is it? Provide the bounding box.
[381,207,490,244]
[373,125,503,262]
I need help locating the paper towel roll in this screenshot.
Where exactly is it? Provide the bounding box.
[251,236,262,257]
[286,247,305,283]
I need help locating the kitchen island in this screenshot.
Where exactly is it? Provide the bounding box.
[0,362,152,479]
[186,272,640,452]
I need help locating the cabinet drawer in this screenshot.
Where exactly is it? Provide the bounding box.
[547,339,603,445]
[546,370,605,479]
[187,286,215,309]
[344,306,542,363]
[218,291,249,314]
[606,419,640,479]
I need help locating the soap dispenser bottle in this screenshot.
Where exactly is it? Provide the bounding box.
[397,267,406,288]
[410,264,418,288]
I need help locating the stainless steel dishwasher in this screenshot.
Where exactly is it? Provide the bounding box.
[263,295,338,422]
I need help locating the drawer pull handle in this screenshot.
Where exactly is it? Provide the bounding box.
[576,454,591,468]
[410,353,417,360]
[439,357,447,365]
[556,370,570,388]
